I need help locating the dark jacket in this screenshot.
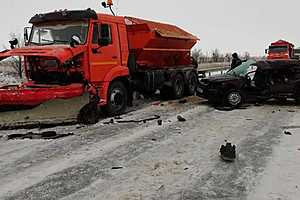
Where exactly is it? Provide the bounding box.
[231,57,242,70]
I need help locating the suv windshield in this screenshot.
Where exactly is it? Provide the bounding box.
[29,21,88,45]
[269,46,288,53]
[227,59,257,77]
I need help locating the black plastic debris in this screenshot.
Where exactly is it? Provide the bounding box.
[220,142,236,162]
[111,166,123,170]
[104,119,114,125]
[157,120,163,126]
[7,131,74,140]
[284,131,292,135]
[177,115,186,122]
[116,115,160,124]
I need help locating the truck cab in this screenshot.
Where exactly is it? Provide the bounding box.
[266,40,295,60]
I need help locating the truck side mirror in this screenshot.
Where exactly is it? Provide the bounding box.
[24,27,31,45]
[265,49,268,54]
[9,38,19,49]
[98,38,109,47]
[70,35,81,48]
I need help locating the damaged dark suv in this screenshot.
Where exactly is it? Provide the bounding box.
[198,59,300,107]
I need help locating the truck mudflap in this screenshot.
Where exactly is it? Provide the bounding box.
[0,83,94,130]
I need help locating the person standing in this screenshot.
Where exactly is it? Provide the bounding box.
[230,53,242,70]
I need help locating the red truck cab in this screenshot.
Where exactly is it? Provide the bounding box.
[266,40,295,60]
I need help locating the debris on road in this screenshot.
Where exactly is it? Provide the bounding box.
[157,120,163,126]
[103,119,115,125]
[7,131,74,140]
[284,131,292,135]
[116,115,160,124]
[111,166,123,170]
[178,99,187,104]
[287,110,296,113]
[220,142,236,162]
[177,115,186,122]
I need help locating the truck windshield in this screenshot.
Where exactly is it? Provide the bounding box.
[269,46,288,53]
[227,59,257,77]
[29,21,88,45]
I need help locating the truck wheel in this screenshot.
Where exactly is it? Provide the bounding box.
[104,81,128,116]
[186,71,198,95]
[171,73,185,99]
[224,90,243,107]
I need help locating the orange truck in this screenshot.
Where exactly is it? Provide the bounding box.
[0,8,198,125]
[266,40,295,60]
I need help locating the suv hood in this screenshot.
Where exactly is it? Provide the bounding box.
[0,45,86,63]
[202,74,242,83]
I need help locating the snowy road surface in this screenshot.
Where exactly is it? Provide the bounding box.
[0,97,299,200]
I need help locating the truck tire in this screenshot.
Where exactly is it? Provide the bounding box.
[224,90,243,108]
[104,81,128,116]
[172,73,185,99]
[186,71,198,95]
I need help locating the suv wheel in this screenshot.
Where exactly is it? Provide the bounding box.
[224,90,243,107]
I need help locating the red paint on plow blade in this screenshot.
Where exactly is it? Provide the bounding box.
[0,83,84,107]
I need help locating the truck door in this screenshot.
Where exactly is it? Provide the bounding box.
[89,22,120,82]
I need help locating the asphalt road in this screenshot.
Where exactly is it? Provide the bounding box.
[0,97,299,200]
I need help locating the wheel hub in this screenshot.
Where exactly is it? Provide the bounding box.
[228,92,241,106]
[111,89,124,106]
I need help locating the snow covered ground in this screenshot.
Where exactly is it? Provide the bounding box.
[0,97,299,200]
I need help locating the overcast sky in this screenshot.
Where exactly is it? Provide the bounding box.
[0,0,299,56]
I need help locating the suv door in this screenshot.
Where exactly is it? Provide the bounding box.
[270,68,295,95]
[89,22,121,82]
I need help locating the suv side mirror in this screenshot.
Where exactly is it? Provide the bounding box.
[98,38,109,47]
[24,27,31,45]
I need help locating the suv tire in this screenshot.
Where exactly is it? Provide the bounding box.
[224,90,243,107]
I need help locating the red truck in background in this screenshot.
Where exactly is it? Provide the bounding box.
[0,8,198,125]
[266,40,295,60]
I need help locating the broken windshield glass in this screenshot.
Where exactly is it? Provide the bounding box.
[227,59,256,77]
[29,21,88,45]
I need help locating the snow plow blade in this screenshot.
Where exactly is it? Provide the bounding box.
[0,84,95,130]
